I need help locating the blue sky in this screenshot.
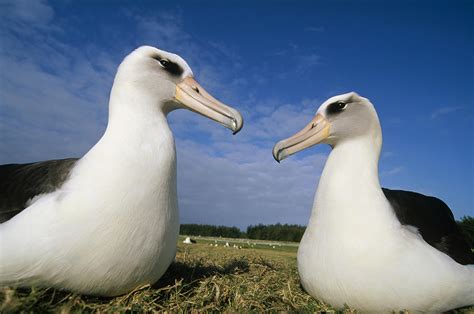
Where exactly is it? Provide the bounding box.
[0,0,472,229]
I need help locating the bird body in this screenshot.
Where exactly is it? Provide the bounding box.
[273,92,474,312]
[0,46,242,296]
[1,111,178,296]
[298,135,474,312]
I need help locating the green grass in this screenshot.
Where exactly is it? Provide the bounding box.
[1,237,473,313]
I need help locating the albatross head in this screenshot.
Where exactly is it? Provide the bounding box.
[112,45,243,134]
[273,92,381,161]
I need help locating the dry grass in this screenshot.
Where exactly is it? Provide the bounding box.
[0,240,337,313]
[0,238,472,313]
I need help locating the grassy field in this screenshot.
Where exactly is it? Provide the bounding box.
[1,236,472,313]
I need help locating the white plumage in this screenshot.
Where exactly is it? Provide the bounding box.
[273,92,474,312]
[0,46,242,296]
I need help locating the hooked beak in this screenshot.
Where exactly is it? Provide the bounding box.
[272,113,330,162]
[175,77,243,134]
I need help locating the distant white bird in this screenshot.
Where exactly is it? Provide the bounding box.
[0,46,243,296]
[273,92,474,312]
[183,237,193,244]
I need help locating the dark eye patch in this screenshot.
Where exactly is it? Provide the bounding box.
[153,56,183,76]
[326,101,347,115]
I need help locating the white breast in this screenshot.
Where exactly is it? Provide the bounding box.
[0,112,179,296]
[297,138,474,312]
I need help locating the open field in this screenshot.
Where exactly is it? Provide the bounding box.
[181,235,299,253]
[1,236,472,313]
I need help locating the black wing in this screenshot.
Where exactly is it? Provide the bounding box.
[0,158,78,223]
[383,188,473,265]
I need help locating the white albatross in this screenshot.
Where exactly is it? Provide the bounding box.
[0,46,243,296]
[273,92,473,312]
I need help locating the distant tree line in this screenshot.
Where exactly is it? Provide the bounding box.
[246,223,305,242]
[180,223,306,242]
[181,216,473,246]
[457,216,474,248]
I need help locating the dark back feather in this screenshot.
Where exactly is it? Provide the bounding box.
[0,158,78,223]
[383,188,474,265]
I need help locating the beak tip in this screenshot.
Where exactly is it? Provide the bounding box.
[233,115,244,135]
[272,146,282,163]
[273,153,280,163]
[232,124,242,135]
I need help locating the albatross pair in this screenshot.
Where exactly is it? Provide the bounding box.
[0,46,473,312]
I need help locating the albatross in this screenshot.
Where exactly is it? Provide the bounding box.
[273,92,473,312]
[0,46,243,296]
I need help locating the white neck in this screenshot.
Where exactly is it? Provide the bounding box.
[104,80,174,155]
[108,80,168,128]
[68,82,178,219]
[308,136,397,232]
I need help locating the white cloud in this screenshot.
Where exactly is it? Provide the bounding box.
[170,95,326,228]
[0,1,113,163]
[381,166,404,177]
[430,106,463,120]
[176,138,326,228]
[208,41,242,64]
[296,53,321,70]
[268,43,322,79]
[248,103,316,140]
[0,1,328,229]
[1,0,54,26]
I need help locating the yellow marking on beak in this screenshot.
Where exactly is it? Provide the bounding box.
[175,77,243,134]
[273,113,330,162]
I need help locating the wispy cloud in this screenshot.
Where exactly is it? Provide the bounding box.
[304,26,324,32]
[1,0,54,26]
[177,139,326,228]
[208,41,242,65]
[430,106,463,120]
[296,53,321,71]
[270,43,322,79]
[0,0,112,162]
[381,166,404,177]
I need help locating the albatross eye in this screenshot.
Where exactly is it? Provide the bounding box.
[337,101,347,109]
[154,58,184,76]
[326,100,348,115]
[159,59,170,68]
